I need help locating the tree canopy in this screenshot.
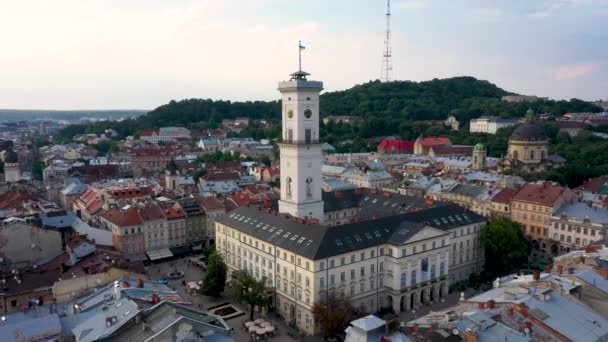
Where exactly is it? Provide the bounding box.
[311,293,358,339]
[53,76,601,143]
[235,273,270,321]
[480,218,530,276]
[201,251,227,297]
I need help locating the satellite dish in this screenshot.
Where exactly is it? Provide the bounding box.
[452,328,460,335]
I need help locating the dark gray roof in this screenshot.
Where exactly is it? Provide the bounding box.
[402,204,486,230]
[218,206,445,260]
[322,188,431,219]
[511,123,547,141]
[322,189,359,211]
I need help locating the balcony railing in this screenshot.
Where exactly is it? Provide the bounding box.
[280,139,321,145]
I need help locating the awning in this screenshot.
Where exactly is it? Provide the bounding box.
[191,245,203,251]
[170,245,191,256]
[147,248,173,261]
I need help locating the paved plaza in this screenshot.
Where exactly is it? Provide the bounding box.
[145,257,479,341]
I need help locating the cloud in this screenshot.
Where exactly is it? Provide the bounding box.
[553,63,601,80]
[531,0,588,17]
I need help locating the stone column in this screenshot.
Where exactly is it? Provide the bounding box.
[392,295,401,314]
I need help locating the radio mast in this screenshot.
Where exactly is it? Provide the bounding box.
[380,0,392,82]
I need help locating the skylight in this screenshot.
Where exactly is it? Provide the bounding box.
[336,239,343,246]
[354,235,362,242]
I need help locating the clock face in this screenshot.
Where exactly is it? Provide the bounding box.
[304,109,312,119]
[287,110,294,119]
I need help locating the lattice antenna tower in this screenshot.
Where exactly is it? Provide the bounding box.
[380,0,392,82]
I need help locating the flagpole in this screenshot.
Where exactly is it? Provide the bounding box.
[298,40,302,72]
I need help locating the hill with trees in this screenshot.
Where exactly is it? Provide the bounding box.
[53,76,602,144]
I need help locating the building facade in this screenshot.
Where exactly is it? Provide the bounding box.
[215,207,451,335]
[549,202,608,255]
[469,116,517,134]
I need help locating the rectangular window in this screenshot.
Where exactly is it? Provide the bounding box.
[320,277,325,288]
[287,128,293,141]
[305,129,311,144]
[330,259,335,268]
[320,262,325,271]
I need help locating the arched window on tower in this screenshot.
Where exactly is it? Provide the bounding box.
[513,150,519,159]
[306,177,313,200]
[530,150,535,160]
[286,177,292,199]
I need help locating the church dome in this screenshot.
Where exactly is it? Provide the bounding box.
[473,143,486,151]
[510,123,547,142]
[1,149,18,164]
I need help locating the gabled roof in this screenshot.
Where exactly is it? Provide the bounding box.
[491,187,520,204]
[101,207,143,227]
[512,182,567,206]
[139,204,165,221]
[198,196,225,211]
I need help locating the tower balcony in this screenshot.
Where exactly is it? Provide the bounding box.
[279,139,321,145]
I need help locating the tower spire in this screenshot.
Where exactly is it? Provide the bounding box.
[381,0,392,82]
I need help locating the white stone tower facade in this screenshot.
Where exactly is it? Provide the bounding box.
[278,70,324,223]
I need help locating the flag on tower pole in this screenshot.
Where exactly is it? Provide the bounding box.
[298,40,305,72]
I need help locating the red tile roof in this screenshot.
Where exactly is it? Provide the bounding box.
[430,146,473,156]
[198,196,225,211]
[421,137,450,147]
[108,186,153,200]
[491,187,520,204]
[204,171,241,182]
[139,203,165,221]
[378,140,415,152]
[140,129,157,137]
[227,192,253,208]
[575,176,608,193]
[102,207,143,227]
[512,182,567,206]
[165,207,186,220]
[0,191,33,210]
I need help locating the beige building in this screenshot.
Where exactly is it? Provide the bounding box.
[216,207,452,335]
[510,182,576,251]
[549,202,608,255]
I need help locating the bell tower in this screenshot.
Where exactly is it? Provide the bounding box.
[277,48,324,223]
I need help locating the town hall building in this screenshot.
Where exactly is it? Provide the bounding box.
[215,63,486,335]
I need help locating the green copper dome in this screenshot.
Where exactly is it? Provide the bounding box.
[473,143,486,151]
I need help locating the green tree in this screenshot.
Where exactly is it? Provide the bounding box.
[311,292,357,339]
[31,161,45,181]
[235,273,270,321]
[201,251,227,297]
[481,218,530,276]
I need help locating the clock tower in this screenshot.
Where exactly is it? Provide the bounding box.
[277,68,324,223]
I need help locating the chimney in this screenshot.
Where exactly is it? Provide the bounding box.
[478,302,486,309]
[151,293,161,305]
[463,332,479,342]
[487,300,496,309]
[532,270,540,281]
[557,265,564,275]
[568,267,574,274]
[137,279,144,288]
[524,321,533,335]
[113,281,121,300]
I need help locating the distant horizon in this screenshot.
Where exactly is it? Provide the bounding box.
[1,75,605,112]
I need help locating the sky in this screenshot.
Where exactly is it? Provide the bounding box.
[0,0,606,110]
